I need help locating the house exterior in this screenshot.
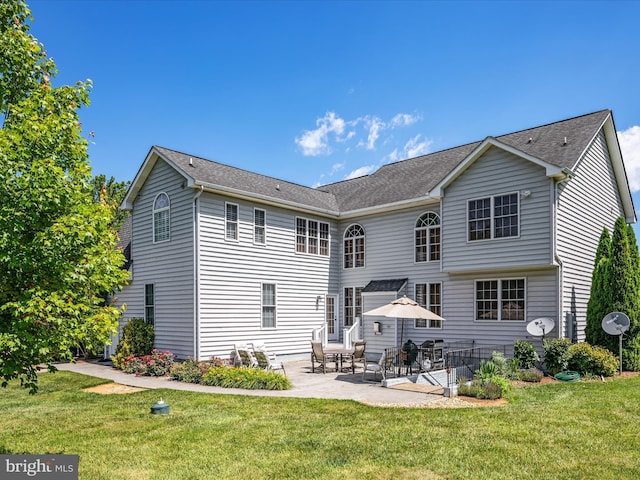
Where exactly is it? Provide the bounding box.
[114,110,635,361]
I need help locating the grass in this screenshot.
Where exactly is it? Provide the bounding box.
[1,372,639,479]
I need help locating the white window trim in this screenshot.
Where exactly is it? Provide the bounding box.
[414,212,441,264]
[467,191,520,243]
[343,223,366,269]
[295,216,330,257]
[474,277,526,322]
[344,286,363,327]
[152,192,170,244]
[261,282,277,329]
[225,202,239,242]
[254,207,266,245]
[414,282,443,329]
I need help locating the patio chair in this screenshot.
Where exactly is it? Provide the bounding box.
[251,342,286,375]
[234,343,258,368]
[344,341,366,374]
[362,349,396,382]
[310,341,336,373]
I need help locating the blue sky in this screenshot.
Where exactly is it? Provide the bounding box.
[27,1,640,213]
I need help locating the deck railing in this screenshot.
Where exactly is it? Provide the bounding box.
[445,343,510,387]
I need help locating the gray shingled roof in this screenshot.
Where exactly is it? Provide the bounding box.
[155,110,610,215]
[155,146,340,213]
[318,110,611,211]
[362,278,409,293]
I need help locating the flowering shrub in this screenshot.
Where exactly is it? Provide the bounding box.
[121,349,175,376]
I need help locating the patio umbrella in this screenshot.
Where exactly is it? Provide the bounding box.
[363,295,445,343]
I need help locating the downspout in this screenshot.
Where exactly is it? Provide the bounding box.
[193,185,204,359]
[553,169,575,339]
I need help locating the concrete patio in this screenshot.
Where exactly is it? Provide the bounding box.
[57,358,447,408]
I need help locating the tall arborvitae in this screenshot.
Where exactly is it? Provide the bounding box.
[585,227,612,349]
[607,217,640,370]
[623,223,640,370]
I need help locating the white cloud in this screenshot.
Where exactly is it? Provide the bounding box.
[619,126,640,192]
[404,134,433,158]
[390,113,421,128]
[365,117,384,150]
[331,162,345,174]
[295,112,346,156]
[618,126,640,236]
[345,165,376,180]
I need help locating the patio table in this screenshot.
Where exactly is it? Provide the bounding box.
[323,347,355,373]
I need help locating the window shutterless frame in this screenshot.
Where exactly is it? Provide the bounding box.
[475,277,526,321]
[152,192,170,243]
[467,192,520,242]
[225,202,239,241]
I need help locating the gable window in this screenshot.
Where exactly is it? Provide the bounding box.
[261,283,276,328]
[254,208,266,245]
[153,193,170,243]
[476,278,525,321]
[144,283,155,325]
[226,203,239,241]
[344,224,365,268]
[415,283,442,328]
[344,287,363,327]
[415,212,441,262]
[295,217,330,256]
[468,193,519,241]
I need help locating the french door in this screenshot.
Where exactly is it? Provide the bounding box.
[325,295,339,341]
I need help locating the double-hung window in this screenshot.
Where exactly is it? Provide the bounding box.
[468,192,519,241]
[295,217,330,256]
[415,212,441,262]
[153,193,170,243]
[254,208,266,245]
[415,283,442,328]
[261,283,276,328]
[344,224,365,268]
[476,278,525,321]
[226,203,239,241]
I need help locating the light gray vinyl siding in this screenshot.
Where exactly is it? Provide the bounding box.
[339,206,447,353]
[556,130,623,341]
[441,146,553,273]
[197,193,339,359]
[441,269,558,348]
[116,159,195,358]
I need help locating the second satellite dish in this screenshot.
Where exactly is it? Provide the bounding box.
[526,317,555,337]
[601,312,630,336]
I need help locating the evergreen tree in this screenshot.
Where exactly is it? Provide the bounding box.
[585,227,612,348]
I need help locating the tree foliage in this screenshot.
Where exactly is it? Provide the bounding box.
[585,217,640,370]
[90,174,130,232]
[0,0,129,392]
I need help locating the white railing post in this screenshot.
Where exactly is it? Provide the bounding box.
[343,317,360,349]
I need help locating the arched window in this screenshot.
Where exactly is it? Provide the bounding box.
[153,192,170,243]
[415,212,440,262]
[344,224,365,268]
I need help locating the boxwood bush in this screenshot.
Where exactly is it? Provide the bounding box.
[201,366,291,390]
[568,342,619,377]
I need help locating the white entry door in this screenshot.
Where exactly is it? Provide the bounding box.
[325,295,339,341]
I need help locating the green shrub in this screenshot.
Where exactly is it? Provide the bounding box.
[112,318,154,369]
[477,380,503,400]
[518,369,543,382]
[201,366,291,390]
[543,338,572,375]
[567,342,619,377]
[169,357,225,384]
[490,351,508,377]
[476,360,497,382]
[514,340,539,369]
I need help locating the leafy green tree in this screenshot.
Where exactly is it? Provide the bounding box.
[0,0,129,392]
[90,174,130,231]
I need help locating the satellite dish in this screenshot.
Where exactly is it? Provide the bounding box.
[601,312,630,336]
[526,317,555,337]
[602,312,630,375]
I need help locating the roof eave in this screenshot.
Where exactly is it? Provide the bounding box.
[429,137,564,197]
[338,195,440,220]
[602,114,636,223]
[196,182,340,218]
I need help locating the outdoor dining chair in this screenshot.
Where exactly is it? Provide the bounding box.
[362,349,396,382]
[345,341,366,374]
[310,341,336,373]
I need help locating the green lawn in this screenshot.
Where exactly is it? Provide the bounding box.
[1,372,639,479]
